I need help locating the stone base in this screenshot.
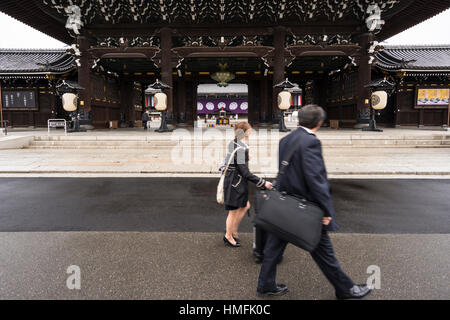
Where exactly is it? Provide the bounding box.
[354,123,369,129]
[81,124,95,130]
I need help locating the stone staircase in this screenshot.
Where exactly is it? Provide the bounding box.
[27,133,450,149]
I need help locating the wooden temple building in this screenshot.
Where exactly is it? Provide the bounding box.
[0,0,449,129]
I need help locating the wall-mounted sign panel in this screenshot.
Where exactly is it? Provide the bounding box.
[2,90,38,110]
[416,88,449,108]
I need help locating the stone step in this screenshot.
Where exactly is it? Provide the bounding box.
[29,138,449,146]
[28,143,450,149]
[33,134,450,141]
[27,134,450,149]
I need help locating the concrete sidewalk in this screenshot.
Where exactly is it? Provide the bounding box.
[1,145,450,175]
[0,232,448,300]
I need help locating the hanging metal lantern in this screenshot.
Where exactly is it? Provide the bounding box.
[362,78,395,132]
[211,63,235,87]
[274,78,300,132]
[145,79,172,133]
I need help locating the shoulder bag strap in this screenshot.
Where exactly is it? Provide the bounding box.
[222,146,244,176]
[273,133,303,189]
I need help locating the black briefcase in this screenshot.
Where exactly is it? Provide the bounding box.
[253,136,324,252]
[254,189,324,252]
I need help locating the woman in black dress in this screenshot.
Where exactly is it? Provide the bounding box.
[222,122,272,247]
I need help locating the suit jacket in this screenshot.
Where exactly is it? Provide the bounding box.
[223,139,265,208]
[277,127,338,231]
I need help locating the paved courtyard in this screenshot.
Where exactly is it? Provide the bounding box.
[1,128,450,176]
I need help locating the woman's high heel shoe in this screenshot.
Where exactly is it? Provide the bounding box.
[223,236,241,247]
[224,229,240,244]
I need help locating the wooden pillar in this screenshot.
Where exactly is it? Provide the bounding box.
[160,27,175,126]
[419,109,424,128]
[443,108,448,128]
[185,77,198,126]
[272,26,286,122]
[49,80,57,119]
[0,82,3,131]
[28,110,34,128]
[260,76,269,124]
[247,80,257,126]
[356,33,373,125]
[120,80,134,127]
[394,82,406,127]
[77,36,92,120]
[177,77,187,125]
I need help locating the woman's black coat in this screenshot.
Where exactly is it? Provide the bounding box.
[222,139,265,208]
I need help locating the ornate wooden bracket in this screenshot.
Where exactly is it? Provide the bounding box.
[285,44,362,67]
[87,47,161,66]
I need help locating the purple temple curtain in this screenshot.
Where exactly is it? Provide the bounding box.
[197,98,248,114]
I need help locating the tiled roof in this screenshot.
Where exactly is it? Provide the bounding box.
[0,49,75,74]
[376,45,450,71]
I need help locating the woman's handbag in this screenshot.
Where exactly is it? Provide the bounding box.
[217,146,244,205]
[253,137,324,252]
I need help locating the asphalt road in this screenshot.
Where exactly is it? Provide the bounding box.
[0,178,449,233]
[1,178,449,300]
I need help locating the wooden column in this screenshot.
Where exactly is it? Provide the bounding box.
[247,80,257,126]
[260,76,269,124]
[49,80,57,119]
[356,33,373,125]
[185,77,198,126]
[120,80,134,127]
[395,82,406,127]
[443,108,448,128]
[0,82,3,131]
[272,26,286,122]
[177,77,187,125]
[419,109,424,127]
[160,27,175,126]
[77,36,92,118]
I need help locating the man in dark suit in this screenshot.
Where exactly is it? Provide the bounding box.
[257,104,372,300]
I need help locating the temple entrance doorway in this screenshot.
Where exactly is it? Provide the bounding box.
[195,83,248,128]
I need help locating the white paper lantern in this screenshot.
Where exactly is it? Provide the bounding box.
[278,91,291,110]
[371,91,388,110]
[154,92,167,111]
[62,93,77,112]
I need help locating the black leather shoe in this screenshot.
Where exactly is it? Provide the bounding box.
[223,236,240,247]
[257,284,288,297]
[336,284,372,300]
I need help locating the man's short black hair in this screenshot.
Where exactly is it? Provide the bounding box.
[298,104,326,129]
